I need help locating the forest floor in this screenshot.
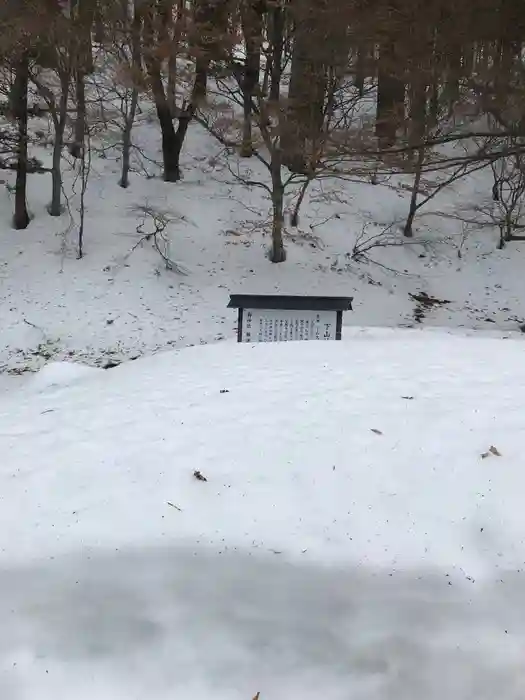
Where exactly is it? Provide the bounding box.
[1,106,524,374]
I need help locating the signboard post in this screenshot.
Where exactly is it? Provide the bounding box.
[228,295,353,343]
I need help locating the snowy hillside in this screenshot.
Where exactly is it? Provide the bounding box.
[3,2,525,698]
[1,332,525,699]
[1,116,525,373]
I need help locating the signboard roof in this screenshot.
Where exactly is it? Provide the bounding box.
[228,295,353,312]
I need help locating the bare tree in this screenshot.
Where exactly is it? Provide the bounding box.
[490,148,525,247]
[239,0,263,157]
[68,0,95,159]
[115,0,143,188]
[30,50,72,215]
[140,0,195,182]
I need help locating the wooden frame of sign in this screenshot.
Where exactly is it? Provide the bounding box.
[228,294,353,343]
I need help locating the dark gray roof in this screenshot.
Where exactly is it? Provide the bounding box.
[228,294,353,311]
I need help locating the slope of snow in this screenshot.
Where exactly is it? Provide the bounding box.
[1,331,525,699]
[1,118,524,373]
[26,361,104,392]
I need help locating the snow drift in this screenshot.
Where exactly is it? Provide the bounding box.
[1,329,525,699]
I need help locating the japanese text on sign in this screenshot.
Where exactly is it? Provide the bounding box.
[241,308,338,342]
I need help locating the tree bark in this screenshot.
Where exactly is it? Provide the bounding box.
[403,146,424,237]
[269,148,286,263]
[269,3,284,103]
[148,62,194,182]
[142,0,182,181]
[13,51,30,230]
[282,0,328,173]
[404,75,427,237]
[376,42,405,149]
[69,0,94,160]
[172,103,194,170]
[119,88,139,188]
[156,98,182,181]
[69,69,86,159]
[49,70,70,215]
[190,0,230,104]
[354,42,366,97]
[119,4,142,188]
[240,0,263,157]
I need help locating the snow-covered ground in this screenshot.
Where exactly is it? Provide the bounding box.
[1,332,525,699]
[1,114,524,373]
[2,73,525,699]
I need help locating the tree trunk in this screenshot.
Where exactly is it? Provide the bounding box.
[270,190,286,263]
[192,58,208,104]
[190,0,230,104]
[71,0,95,73]
[142,0,183,181]
[498,223,505,249]
[49,71,70,215]
[69,0,93,161]
[77,147,87,259]
[462,43,474,77]
[13,52,30,230]
[404,75,426,237]
[119,88,139,188]
[156,99,181,181]
[190,1,210,102]
[281,8,311,172]
[70,69,86,159]
[167,51,178,115]
[240,0,263,157]
[94,3,105,43]
[269,150,286,263]
[269,3,284,102]
[282,0,328,173]
[50,118,66,215]
[354,43,366,97]
[428,73,439,126]
[120,5,142,188]
[444,44,460,116]
[150,71,194,182]
[376,40,405,149]
[404,146,425,237]
[159,0,178,115]
[173,104,194,165]
[290,176,312,227]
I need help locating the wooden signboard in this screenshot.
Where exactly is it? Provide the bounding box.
[228,295,353,343]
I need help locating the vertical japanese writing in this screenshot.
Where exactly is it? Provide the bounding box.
[244,309,339,342]
[245,310,253,342]
[304,319,311,339]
